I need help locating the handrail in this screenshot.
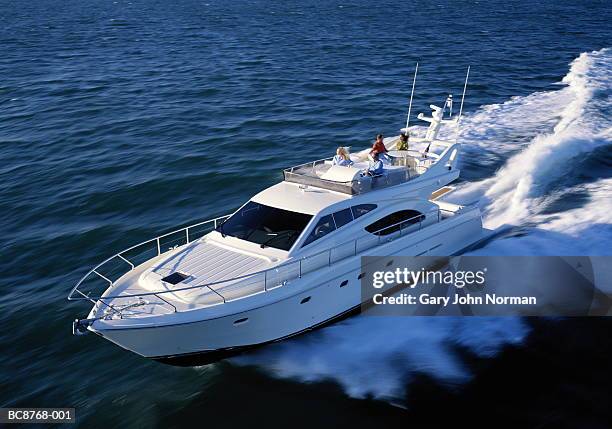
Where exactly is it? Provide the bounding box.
[283,156,433,195]
[284,155,433,175]
[68,207,463,309]
[67,214,232,301]
[285,156,334,173]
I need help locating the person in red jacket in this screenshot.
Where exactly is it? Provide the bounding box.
[371,134,388,155]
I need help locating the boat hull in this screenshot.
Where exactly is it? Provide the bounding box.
[151,304,361,366]
[90,207,484,364]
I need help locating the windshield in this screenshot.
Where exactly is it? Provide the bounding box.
[217,201,313,251]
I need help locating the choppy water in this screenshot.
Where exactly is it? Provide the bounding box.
[1,0,611,427]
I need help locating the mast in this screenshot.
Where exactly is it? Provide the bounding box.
[458,65,470,122]
[405,62,419,131]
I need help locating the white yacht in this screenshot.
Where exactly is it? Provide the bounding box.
[69,73,487,364]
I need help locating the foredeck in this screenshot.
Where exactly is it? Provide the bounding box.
[144,239,274,304]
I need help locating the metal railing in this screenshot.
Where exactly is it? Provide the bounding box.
[68,214,231,306]
[283,156,433,195]
[68,208,456,314]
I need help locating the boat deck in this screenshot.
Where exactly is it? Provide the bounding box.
[115,238,278,310]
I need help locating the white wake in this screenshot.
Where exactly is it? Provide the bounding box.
[227,48,612,402]
[451,48,612,236]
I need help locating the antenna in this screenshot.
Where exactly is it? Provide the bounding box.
[458,65,470,122]
[405,62,419,131]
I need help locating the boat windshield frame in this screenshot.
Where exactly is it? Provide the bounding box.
[216,201,313,251]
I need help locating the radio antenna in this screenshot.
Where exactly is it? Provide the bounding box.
[458,65,470,122]
[405,62,419,131]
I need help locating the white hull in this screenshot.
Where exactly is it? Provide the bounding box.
[91,206,483,360]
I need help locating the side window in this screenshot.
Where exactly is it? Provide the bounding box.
[333,208,353,228]
[302,214,336,247]
[351,204,377,219]
[365,210,424,236]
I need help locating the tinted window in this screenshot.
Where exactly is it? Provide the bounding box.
[302,214,336,247]
[333,208,353,229]
[365,210,424,236]
[351,204,377,219]
[218,201,312,251]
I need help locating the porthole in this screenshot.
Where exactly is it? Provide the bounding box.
[358,272,366,280]
[340,280,349,287]
[386,260,394,267]
[300,296,311,304]
[233,317,249,326]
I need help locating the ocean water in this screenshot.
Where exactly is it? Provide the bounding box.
[1,0,611,427]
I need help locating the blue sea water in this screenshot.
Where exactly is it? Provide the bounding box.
[1,0,611,427]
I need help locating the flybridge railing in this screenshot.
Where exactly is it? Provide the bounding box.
[283,157,433,195]
[68,208,456,314]
[283,157,365,195]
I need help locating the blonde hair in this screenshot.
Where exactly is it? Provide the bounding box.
[336,147,350,161]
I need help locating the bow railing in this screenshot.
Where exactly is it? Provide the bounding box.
[67,214,231,304]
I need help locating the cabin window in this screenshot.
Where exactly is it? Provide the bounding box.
[332,208,353,229]
[302,214,336,247]
[233,317,249,325]
[351,204,377,219]
[365,210,425,236]
[217,201,312,251]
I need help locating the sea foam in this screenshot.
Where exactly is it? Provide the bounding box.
[228,49,612,403]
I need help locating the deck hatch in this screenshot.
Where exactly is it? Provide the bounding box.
[161,272,189,285]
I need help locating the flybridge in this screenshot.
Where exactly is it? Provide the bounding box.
[282,139,457,196]
[282,64,470,196]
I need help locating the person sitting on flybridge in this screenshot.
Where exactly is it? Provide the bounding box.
[372,133,388,155]
[364,151,384,176]
[332,147,353,166]
[396,132,409,151]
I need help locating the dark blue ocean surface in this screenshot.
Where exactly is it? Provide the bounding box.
[1,0,611,427]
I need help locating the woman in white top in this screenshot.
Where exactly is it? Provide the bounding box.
[332,147,353,166]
